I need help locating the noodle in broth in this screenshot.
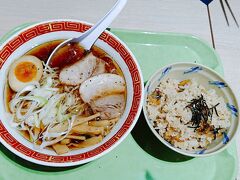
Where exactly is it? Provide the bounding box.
[5,40,126,155]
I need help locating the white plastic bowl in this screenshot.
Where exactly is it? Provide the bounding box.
[143,62,239,157]
[0,19,144,166]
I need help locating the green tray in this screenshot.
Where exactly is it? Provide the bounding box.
[0,24,237,180]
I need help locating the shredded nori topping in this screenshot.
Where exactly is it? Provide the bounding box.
[186,94,220,130]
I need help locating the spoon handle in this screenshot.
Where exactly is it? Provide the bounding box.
[74,0,127,50]
[45,0,127,67]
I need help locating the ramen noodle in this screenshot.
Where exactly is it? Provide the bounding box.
[5,40,126,155]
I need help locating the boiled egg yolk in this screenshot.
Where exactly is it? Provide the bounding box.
[14,61,38,82]
[8,55,43,92]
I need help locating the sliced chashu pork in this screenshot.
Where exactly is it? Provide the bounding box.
[59,53,106,85]
[79,73,126,119]
[90,94,125,119]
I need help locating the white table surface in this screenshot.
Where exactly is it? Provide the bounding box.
[0,0,239,179]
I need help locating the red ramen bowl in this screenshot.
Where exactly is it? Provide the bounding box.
[0,19,144,166]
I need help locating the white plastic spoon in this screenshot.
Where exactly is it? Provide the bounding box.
[46,0,127,66]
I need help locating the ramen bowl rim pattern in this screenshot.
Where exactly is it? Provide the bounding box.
[0,19,144,167]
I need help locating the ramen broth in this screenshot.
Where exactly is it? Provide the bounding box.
[6,40,126,154]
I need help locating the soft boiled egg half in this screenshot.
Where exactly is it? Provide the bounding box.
[8,55,43,92]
